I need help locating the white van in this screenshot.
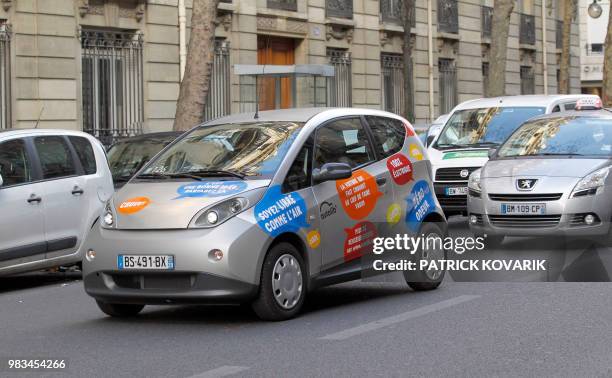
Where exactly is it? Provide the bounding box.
[0,129,113,275]
[428,95,601,217]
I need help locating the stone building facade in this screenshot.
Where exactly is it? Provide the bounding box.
[0,0,581,142]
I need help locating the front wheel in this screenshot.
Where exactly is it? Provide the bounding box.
[404,222,446,291]
[96,301,144,317]
[252,242,306,321]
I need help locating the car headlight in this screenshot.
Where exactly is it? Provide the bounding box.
[189,188,266,229]
[572,167,610,197]
[102,201,115,228]
[468,169,482,192]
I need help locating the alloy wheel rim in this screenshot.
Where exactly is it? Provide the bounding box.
[272,254,303,310]
[422,232,445,281]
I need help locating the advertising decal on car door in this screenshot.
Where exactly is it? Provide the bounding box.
[336,170,383,220]
[344,221,377,262]
[255,185,310,237]
[405,180,436,231]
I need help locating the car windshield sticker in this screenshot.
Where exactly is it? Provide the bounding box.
[336,170,383,220]
[409,144,424,161]
[344,221,377,262]
[442,150,488,160]
[387,153,413,185]
[307,230,321,249]
[117,197,151,215]
[386,203,402,225]
[405,180,435,231]
[255,185,309,237]
[175,181,248,199]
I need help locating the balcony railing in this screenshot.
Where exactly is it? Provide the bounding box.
[326,0,353,19]
[481,6,493,38]
[267,0,297,12]
[438,0,458,34]
[519,13,535,45]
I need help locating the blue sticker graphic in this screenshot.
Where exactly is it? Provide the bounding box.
[405,180,436,231]
[255,185,310,237]
[174,181,248,199]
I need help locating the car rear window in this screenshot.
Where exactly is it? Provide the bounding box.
[365,116,406,158]
[69,136,97,175]
[34,136,77,179]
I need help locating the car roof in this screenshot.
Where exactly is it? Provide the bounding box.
[204,107,406,127]
[525,108,612,122]
[0,128,99,139]
[452,94,600,111]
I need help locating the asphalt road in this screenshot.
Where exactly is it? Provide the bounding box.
[1,218,612,377]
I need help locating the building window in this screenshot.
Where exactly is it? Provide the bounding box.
[520,66,535,95]
[482,62,489,97]
[438,0,459,34]
[80,29,144,147]
[326,0,353,19]
[481,6,493,38]
[0,21,10,130]
[381,53,412,118]
[267,0,297,12]
[438,58,457,115]
[588,43,604,56]
[381,0,415,26]
[204,40,231,121]
[556,20,563,50]
[327,48,352,107]
[519,14,535,45]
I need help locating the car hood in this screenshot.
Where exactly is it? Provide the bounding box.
[483,159,610,178]
[112,179,270,229]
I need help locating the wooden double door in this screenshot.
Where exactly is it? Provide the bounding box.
[257,36,295,110]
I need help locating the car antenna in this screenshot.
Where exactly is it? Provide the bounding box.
[34,106,45,129]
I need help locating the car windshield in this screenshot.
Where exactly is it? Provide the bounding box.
[108,135,177,182]
[141,121,304,179]
[435,106,546,148]
[497,116,612,157]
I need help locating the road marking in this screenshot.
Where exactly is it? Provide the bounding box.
[319,295,480,341]
[188,365,249,378]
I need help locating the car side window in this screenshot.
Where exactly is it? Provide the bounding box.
[0,139,33,187]
[69,136,97,175]
[34,136,77,180]
[365,116,406,158]
[564,102,576,111]
[282,143,312,193]
[314,118,375,170]
[552,105,561,112]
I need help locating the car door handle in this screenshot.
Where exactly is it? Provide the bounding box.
[376,177,387,186]
[27,194,42,204]
[71,186,84,196]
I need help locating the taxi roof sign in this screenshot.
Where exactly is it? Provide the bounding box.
[575,97,603,111]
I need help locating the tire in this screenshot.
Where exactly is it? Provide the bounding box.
[484,234,505,248]
[404,222,446,291]
[96,300,144,317]
[252,242,306,321]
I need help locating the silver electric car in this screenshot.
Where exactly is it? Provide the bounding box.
[468,106,612,244]
[83,108,448,321]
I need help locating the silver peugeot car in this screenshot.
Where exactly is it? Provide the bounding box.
[468,106,612,244]
[83,108,448,321]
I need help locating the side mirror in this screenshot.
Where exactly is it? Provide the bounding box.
[313,162,352,184]
[488,148,497,159]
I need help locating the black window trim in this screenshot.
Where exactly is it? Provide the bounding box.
[0,137,39,190]
[67,135,98,176]
[29,135,83,184]
[281,134,314,194]
[311,115,378,187]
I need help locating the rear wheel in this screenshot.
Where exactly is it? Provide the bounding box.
[252,242,306,321]
[96,301,144,317]
[404,222,446,291]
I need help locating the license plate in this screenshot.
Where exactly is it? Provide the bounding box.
[118,255,175,270]
[501,203,546,215]
[445,186,468,196]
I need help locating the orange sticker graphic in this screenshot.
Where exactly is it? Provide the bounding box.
[307,230,321,249]
[409,144,423,161]
[117,197,150,215]
[344,221,377,262]
[336,170,383,220]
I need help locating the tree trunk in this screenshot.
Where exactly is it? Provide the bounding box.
[402,0,415,122]
[173,0,220,131]
[487,0,515,97]
[558,0,575,94]
[603,2,612,106]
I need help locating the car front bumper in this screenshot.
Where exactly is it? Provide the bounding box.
[82,215,268,304]
[467,190,612,238]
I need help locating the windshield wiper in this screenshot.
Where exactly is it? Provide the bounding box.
[472,142,499,147]
[184,169,246,180]
[136,173,170,180]
[528,152,584,157]
[164,173,204,181]
[435,143,470,149]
